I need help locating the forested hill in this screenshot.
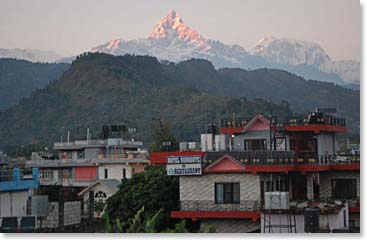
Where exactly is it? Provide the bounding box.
[0,53,359,148]
[163,58,359,132]
[0,58,70,110]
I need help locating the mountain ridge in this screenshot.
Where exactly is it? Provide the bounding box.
[0,53,359,149]
[90,10,359,86]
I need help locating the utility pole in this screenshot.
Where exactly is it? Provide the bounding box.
[58,188,64,231]
[269,113,272,151]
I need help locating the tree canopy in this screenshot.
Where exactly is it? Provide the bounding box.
[104,165,180,232]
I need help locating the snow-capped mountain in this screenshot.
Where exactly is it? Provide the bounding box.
[91,11,259,68]
[0,48,63,63]
[91,10,359,86]
[252,35,332,67]
[252,35,360,84]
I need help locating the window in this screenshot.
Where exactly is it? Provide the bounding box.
[264,179,288,192]
[244,139,266,150]
[122,168,126,179]
[94,191,107,201]
[215,183,240,204]
[104,168,108,179]
[40,169,53,179]
[332,179,357,199]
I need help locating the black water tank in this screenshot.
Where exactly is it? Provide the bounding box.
[304,208,320,233]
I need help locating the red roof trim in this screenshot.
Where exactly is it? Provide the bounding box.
[220,127,243,135]
[205,154,246,171]
[242,114,270,132]
[150,151,205,164]
[330,164,360,171]
[285,125,346,133]
[204,164,359,174]
[349,206,360,213]
[171,211,260,222]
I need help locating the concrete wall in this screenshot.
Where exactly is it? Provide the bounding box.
[317,132,336,157]
[233,130,270,150]
[201,219,260,233]
[84,148,99,159]
[42,202,58,228]
[0,190,30,217]
[319,171,360,199]
[98,164,132,181]
[179,173,260,204]
[64,202,81,226]
[42,201,81,228]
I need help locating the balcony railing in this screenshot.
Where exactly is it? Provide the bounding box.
[220,113,346,128]
[180,200,260,212]
[204,151,359,166]
[53,139,143,149]
[26,157,149,168]
[39,177,96,187]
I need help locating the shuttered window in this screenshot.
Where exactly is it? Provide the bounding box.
[215,183,240,203]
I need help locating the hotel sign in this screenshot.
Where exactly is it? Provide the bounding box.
[166,155,202,176]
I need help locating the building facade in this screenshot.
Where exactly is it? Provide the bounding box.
[151,112,360,233]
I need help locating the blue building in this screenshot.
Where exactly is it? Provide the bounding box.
[0,168,39,220]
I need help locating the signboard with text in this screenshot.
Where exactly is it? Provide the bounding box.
[166,155,202,176]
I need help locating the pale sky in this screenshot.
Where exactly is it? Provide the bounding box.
[0,0,361,61]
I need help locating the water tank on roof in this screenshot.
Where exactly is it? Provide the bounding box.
[215,135,227,151]
[188,142,199,150]
[179,142,188,151]
[201,134,213,152]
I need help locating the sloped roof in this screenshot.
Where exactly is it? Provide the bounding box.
[242,114,270,132]
[78,179,121,196]
[205,154,246,172]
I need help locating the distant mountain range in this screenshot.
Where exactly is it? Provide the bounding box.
[0,48,63,63]
[0,53,359,149]
[90,10,360,87]
[0,59,69,110]
[0,11,359,88]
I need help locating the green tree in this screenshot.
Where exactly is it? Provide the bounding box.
[149,119,179,152]
[104,165,179,232]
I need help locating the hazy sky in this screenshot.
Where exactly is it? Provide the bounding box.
[0,0,361,61]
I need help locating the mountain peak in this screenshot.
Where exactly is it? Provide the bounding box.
[252,35,332,67]
[149,10,205,45]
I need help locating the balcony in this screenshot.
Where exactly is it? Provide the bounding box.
[204,151,359,166]
[180,200,260,211]
[202,151,359,174]
[39,177,96,187]
[221,113,346,129]
[26,158,150,168]
[0,168,39,192]
[172,200,261,221]
[53,138,143,150]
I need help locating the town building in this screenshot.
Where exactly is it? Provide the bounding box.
[150,112,360,233]
[77,179,120,217]
[25,125,150,217]
[0,167,39,232]
[26,126,149,188]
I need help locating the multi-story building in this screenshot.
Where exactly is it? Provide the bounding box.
[151,112,359,233]
[0,167,39,231]
[26,126,150,211]
[26,138,149,188]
